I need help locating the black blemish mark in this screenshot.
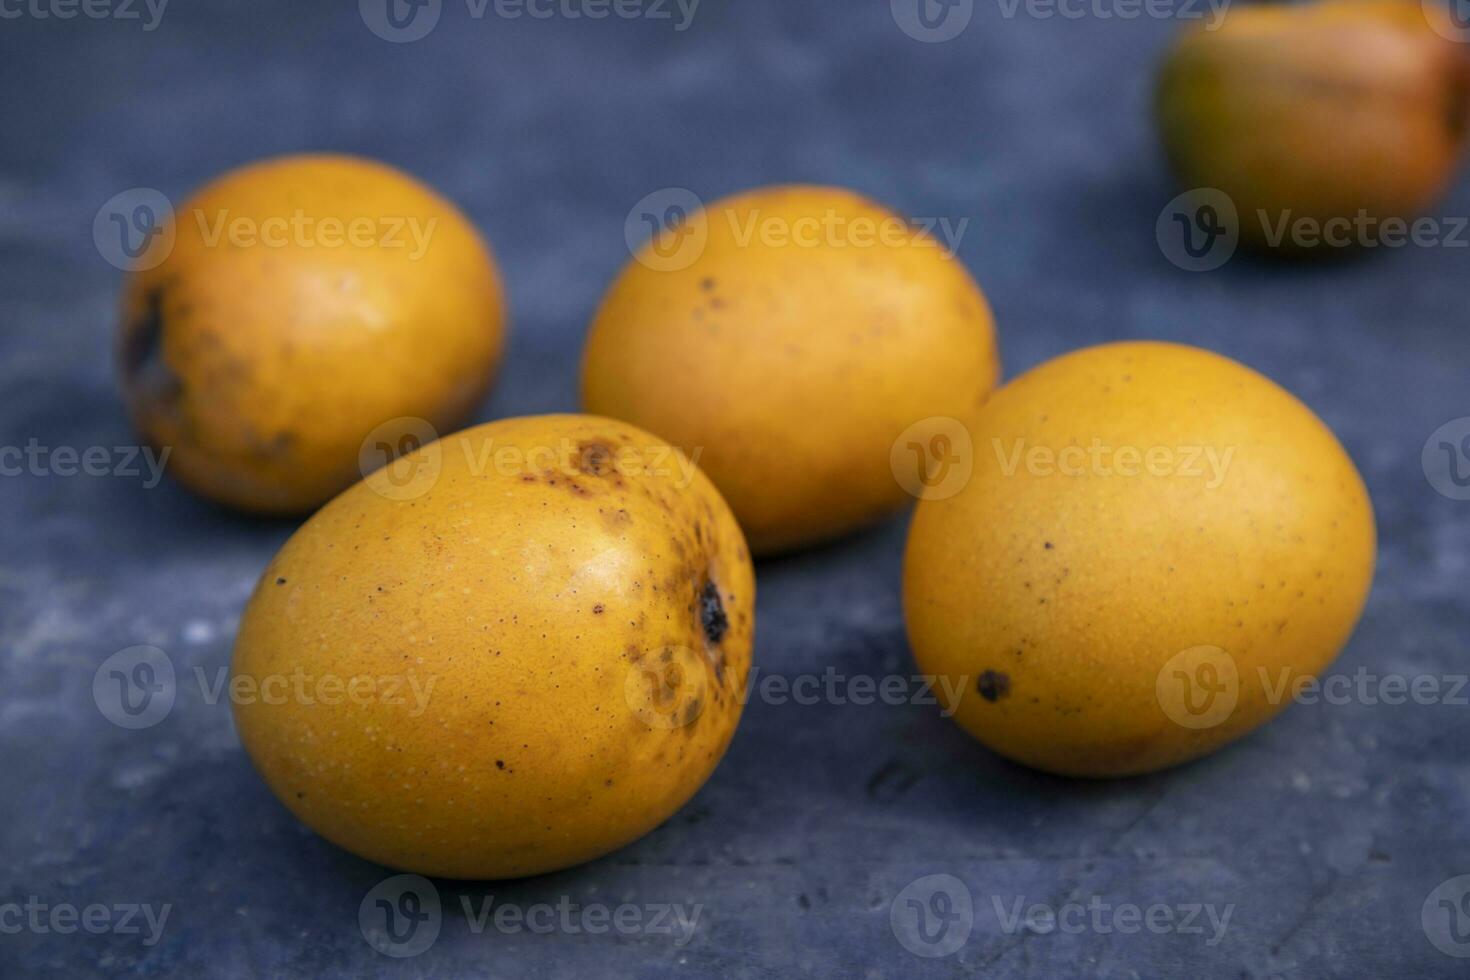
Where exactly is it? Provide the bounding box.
[495,760,505,770]
[121,288,164,379]
[865,759,920,803]
[699,580,728,645]
[593,604,605,615]
[122,287,181,402]
[259,430,296,461]
[978,670,1011,702]
[1447,72,1469,144]
[1043,541,1054,550]
[276,577,287,585]
[700,277,716,291]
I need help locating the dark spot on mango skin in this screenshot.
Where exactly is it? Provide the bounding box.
[1446,69,1468,143]
[275,577,287,586]
[978,670,1011,702]
[699,580,728,645]
[122,286,182,405]
[575,440,615,477]
[682,697,703,730]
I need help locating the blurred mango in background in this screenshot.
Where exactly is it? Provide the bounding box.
[1156,0,1470,253]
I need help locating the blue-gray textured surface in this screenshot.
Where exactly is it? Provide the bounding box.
[2,1,1468,977]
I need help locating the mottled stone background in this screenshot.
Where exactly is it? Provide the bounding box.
[2,1,1468,976]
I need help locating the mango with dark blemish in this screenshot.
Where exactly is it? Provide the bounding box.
[1156,0,1470,253]
[903,342,1375,777]
[232,414,754,878]
[581,185,1000,555]
[117,154,506,512]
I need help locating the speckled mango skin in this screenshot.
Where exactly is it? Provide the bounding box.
[581,185,999,555]
[1156,0,1470,252]
[903,342,1376,777]
[231,415,754,879]
[118,154,506,513]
